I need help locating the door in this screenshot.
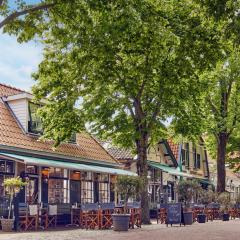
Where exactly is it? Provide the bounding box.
[41,180,48,204]
[94,181,99,203]
[70,180,81,204]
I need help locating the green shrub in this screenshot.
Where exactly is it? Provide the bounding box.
[3,177,26,219]
[177,179,202,207]
[217,192,232,213]
[115,175,142,213]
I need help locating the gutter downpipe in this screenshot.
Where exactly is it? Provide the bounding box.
[178,143,183,178]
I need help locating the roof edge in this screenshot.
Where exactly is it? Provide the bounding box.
[0,83,27,95]
[0,144,121,168]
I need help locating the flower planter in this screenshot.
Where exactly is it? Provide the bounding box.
[183,211,193,225]
[0,218,14,232]
[112,214,130,231]
[197,214,206,223]
[222,213,230,221]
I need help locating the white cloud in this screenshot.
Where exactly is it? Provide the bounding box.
[0,31,42,91]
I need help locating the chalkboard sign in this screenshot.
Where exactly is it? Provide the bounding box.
[166,203,183,226]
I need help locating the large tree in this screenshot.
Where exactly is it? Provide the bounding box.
[173,1,240,192]
[1,0,223,222]
[204,51,240,192]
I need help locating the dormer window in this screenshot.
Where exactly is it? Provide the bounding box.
[28,102,43,134]
[68,133,77,144]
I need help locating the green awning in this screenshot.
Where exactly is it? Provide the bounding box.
[148,161,196,178]
[148,161,210,182]
[0,153,136,176]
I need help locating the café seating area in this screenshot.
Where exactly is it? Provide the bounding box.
[156,203,240,224]
[2,201,142,231]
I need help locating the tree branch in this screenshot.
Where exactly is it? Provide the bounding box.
[133,97,145,120]
[0,3,55,29]
[126,103,137,124]
[147,100,161,131]
[227,84,240,137]
[137,79,146,99]
[206,95,219,117]
[226,79,234,104]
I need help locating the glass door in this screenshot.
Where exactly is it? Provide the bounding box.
[70,180,81,204]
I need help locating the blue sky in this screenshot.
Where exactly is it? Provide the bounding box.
[0,32,42,91]
[0,0,42,91]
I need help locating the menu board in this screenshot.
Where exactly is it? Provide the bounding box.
[166,203,183,226]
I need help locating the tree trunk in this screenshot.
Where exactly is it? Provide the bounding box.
[8,195,13,219]
[136,134,150,224]
[216,133,227,192]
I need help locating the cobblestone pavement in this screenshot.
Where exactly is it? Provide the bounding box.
[0,220,239,240]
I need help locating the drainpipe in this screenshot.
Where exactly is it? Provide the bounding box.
[178,144,183,172]
[176,143,183,203]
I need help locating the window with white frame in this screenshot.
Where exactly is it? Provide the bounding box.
[99,174,109,203]
[81,172,94,203]
[28,102,43,134]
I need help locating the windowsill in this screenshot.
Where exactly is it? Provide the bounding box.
[27,132,42,137]
[66,141,77,144]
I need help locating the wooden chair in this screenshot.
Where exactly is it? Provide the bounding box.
[229,208,237,219]
[19,204,39,231]
[99,202,115,229]
[71,207,81,226]
[204,208,214,221]
[156,204,168,224]
[213,208,220,220]
[18,203,28,230]
[236,206,240,218]
[127,201,142,229]
[57,203,72,226]
[114,203,124,214]
[81,203,100,230]
[44,205,57,229]
[192,207,203,222]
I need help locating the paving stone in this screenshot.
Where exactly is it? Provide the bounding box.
[0,220,239,240]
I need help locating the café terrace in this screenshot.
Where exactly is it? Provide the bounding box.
[0,84,137,229]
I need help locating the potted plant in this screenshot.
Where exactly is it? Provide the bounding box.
[112,175,141,231]
[195,189,210,223]
[177,180,201,225]
[217,192,231,221]
[0,177,26,232]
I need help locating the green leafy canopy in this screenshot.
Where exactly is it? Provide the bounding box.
[2,0,222,149]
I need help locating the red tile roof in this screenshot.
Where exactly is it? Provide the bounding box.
[96,139,133,161]
[167,139,180,160]
[0,83,117,164]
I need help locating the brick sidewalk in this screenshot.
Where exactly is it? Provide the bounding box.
[0,220,239,240]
